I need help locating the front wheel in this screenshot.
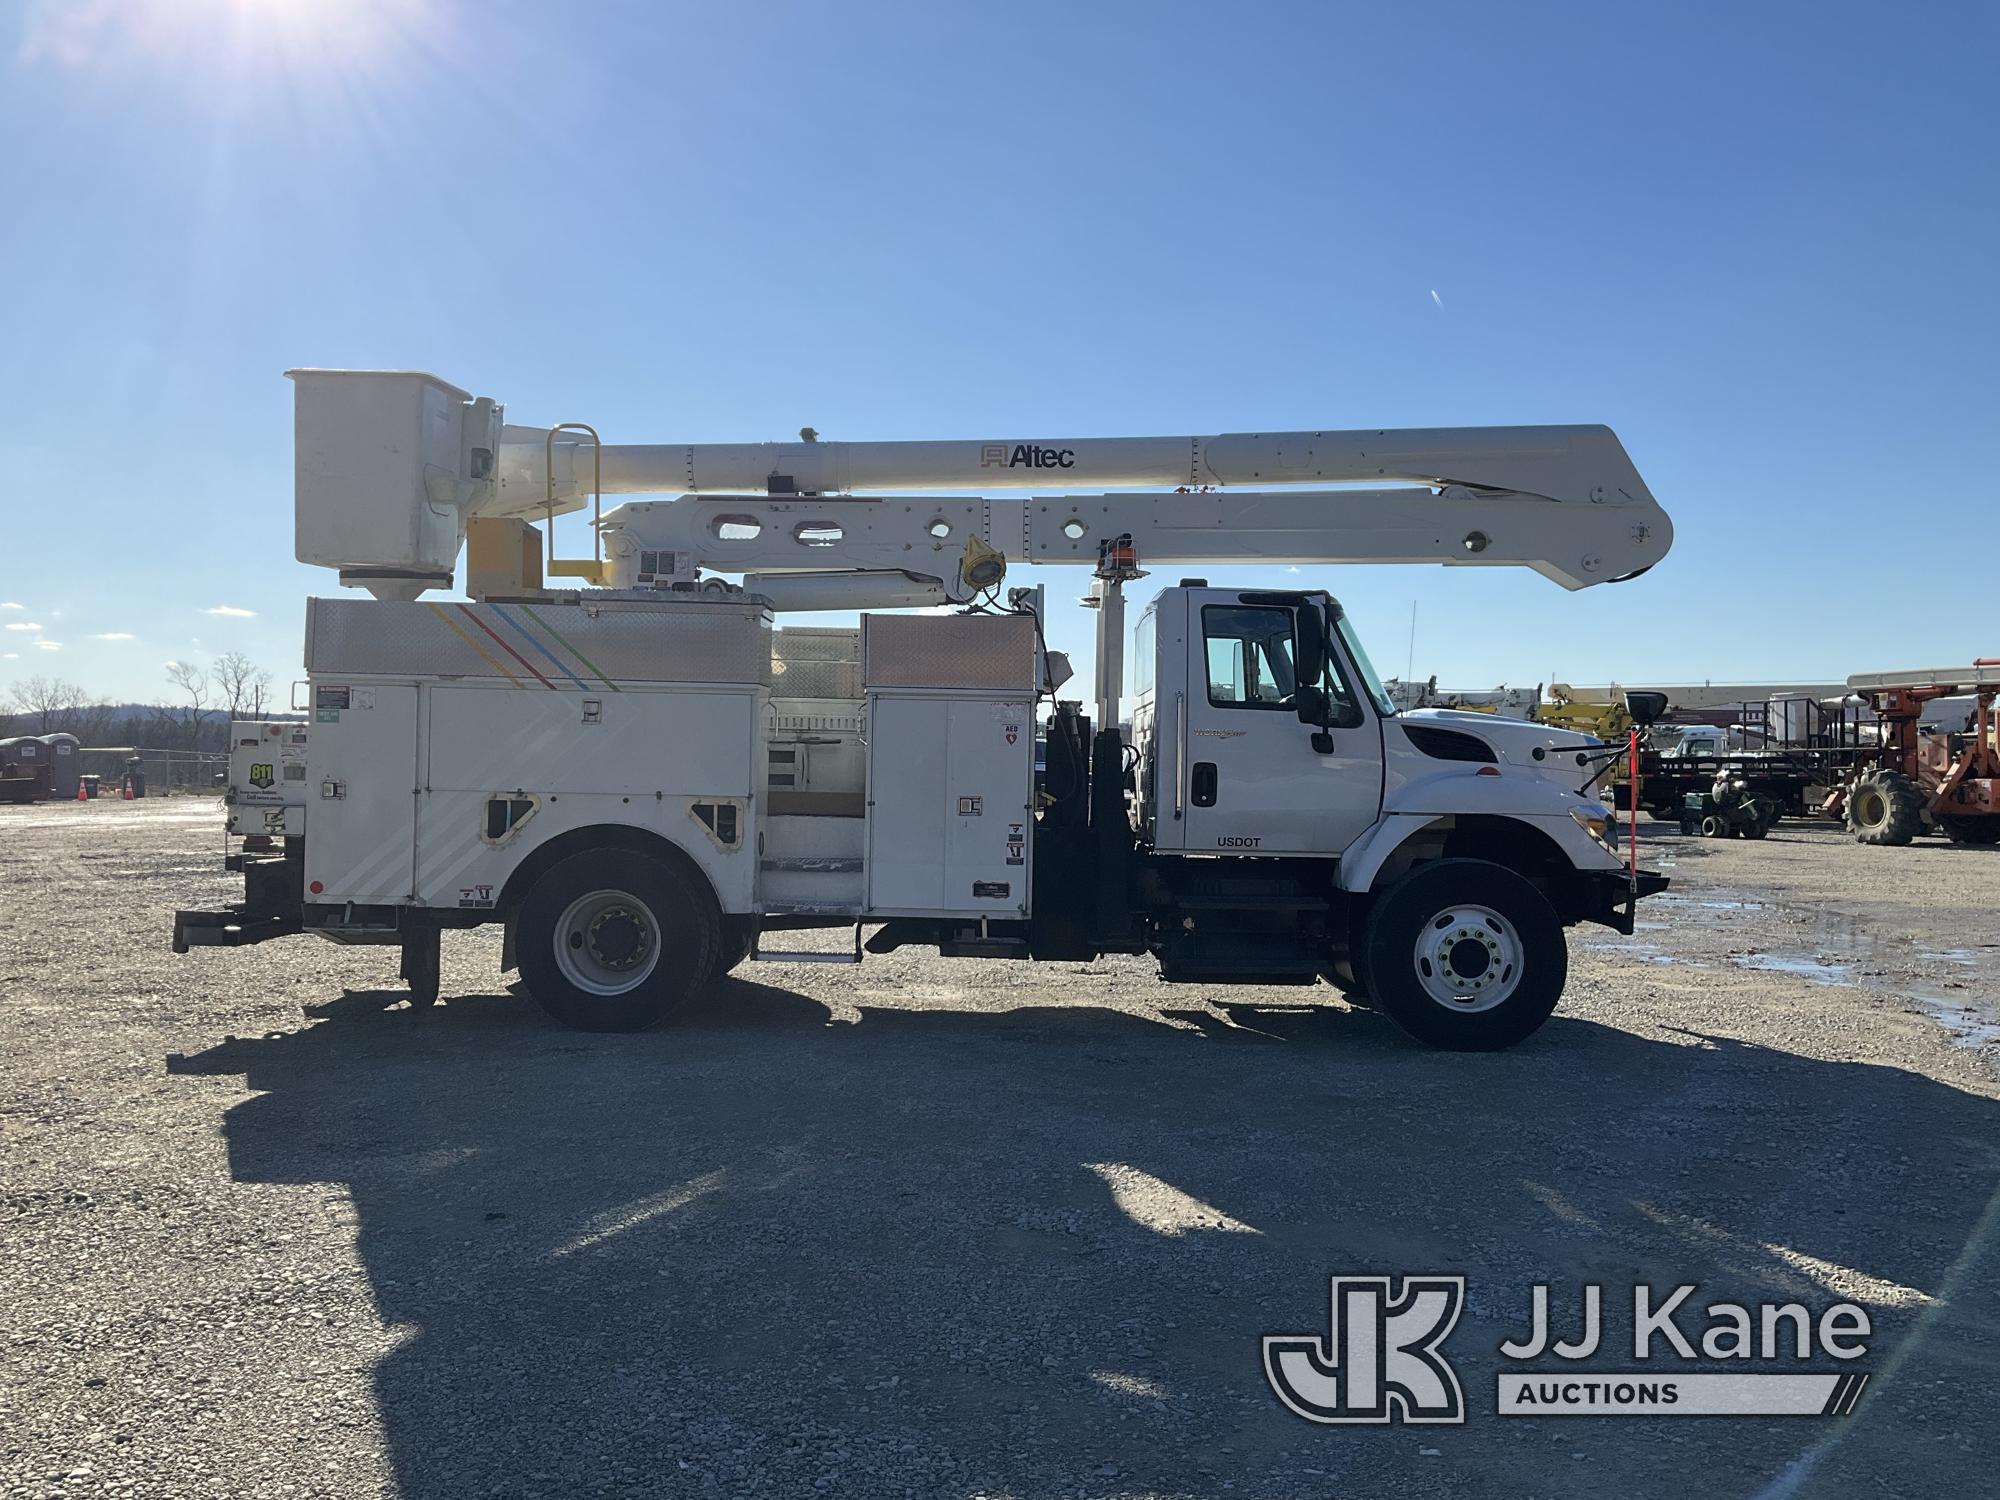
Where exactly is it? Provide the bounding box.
[517,849,720,1031]
[1361,859,1567,1051]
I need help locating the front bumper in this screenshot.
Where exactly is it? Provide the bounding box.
[1576,868,1670,935]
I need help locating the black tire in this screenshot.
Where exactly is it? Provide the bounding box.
[712,925,756,980]
[1739,813,1770,841]
[1360,859,1567,1051]
[1939,815,2000,846]
[399,924,440,1009]
[517,849,720,1031]
[1846,770,1924,846]
[1700,814,1727,839]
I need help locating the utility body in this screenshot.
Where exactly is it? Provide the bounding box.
[175,370,1674,1049]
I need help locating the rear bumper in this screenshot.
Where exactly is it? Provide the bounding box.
[172,907,300,952]
[1576,868,1669,935]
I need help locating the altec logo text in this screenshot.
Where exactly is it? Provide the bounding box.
[980,442,1076,469]
[1265,1276,1873,1424]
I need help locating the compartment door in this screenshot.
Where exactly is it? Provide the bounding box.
[302,684,420,903]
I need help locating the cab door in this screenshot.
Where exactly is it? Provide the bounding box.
[1164,590,1383,857]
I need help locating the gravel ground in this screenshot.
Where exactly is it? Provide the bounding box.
[3,799,1998,1499]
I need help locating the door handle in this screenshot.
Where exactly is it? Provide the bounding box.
[1191,761,1217,807]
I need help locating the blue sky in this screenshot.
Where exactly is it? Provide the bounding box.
[2,0,1995,707]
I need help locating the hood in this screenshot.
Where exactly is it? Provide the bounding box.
[1400,707,1605,779]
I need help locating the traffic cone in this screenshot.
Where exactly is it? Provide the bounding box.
[123,781,134,801]
[76,781,87,802]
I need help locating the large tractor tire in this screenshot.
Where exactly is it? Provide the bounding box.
[1359,859,1566,1051]
[1846,770,1925,846]
[1939,815,2000,846]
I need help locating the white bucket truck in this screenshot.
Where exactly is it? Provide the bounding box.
[175,370,1672,1049]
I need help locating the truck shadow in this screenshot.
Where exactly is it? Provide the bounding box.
[168,976,2000,1499]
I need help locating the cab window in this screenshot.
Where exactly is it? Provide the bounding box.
[1200,601,1366,726]
[1130,605,1156,699]
[1201,606,1298,710]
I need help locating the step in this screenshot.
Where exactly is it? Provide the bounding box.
[759,866,867,911]
[752,924,862,965]
[763,813,866,860]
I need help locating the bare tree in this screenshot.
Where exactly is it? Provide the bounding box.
[8,675,91,735]
[163,660,214,751]
[211,651,273,724]
[70,698,122,748]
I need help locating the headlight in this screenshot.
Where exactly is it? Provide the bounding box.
[1570,805,1614,847]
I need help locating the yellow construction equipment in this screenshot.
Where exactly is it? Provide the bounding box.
[1536,684,1633,741]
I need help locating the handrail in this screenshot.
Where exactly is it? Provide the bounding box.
[545,422,606,585]
[1174,690,1186,821]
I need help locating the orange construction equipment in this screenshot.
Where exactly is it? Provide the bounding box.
[1840,661,2000,846]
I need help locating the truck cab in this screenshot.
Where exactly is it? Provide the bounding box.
[1096,586,1659,1045]
[1132,587,1389,857]
[1131,588,1620,870]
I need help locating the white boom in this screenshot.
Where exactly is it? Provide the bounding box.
[286,369,1671,602]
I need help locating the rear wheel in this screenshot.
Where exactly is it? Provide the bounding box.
[1361,859,1566,1051]
[517,849,720,1031]
[712,925,756,980]
[1846,770,1924,846]
[1700,814,1727,838]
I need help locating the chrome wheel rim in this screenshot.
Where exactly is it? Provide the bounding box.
[554,889,660,996]
[1412,903,1522,1013]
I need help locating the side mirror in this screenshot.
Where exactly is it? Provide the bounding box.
[1297,684,1330,725]
[1624,690,1669,727]
[1295,603,1328,689]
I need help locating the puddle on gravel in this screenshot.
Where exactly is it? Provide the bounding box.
[1917,947,1977,966]
[1609,878,2000,1063]
[1733,953,1854,986]
[1653,890,1767,913]
[1909,993,2000,1051]
[1582,939,1709,968]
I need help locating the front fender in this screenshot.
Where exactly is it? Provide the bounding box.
[1337,771,1622,892]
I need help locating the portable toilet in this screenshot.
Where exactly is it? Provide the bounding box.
[4,734,48,797]
[39,733,81,799]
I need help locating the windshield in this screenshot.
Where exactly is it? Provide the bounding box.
[1330,600,1397,717]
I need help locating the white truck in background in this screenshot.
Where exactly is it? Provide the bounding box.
[175,370,1673,1050]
